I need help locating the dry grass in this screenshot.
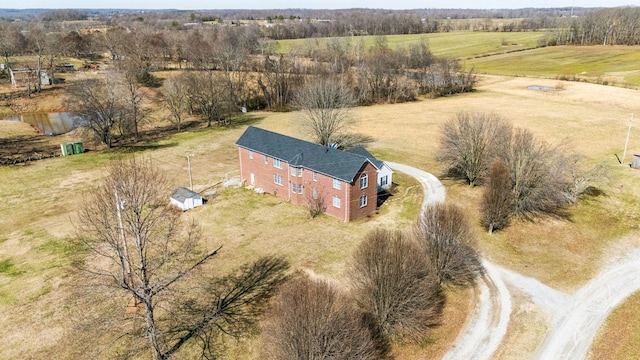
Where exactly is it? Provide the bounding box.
[589,290,640,360]
[2,71,640,357]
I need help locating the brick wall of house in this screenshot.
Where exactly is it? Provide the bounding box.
[347,162,379,221]
[238,147,377,222]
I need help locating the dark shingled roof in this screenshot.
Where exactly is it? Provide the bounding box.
[236,126,381,182]
[171,187,200,203]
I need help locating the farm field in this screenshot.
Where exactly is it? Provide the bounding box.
[276,31,547,58]
[2,34,640,357]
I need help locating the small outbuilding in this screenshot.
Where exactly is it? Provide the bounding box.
[631,154,640,169]
[170,187,203,211]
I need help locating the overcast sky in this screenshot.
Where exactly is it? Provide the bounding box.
[3,0,640,10]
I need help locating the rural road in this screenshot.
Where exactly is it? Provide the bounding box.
[388,162,640,360]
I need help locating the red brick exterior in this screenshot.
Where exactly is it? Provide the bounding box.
[238,147,377,221]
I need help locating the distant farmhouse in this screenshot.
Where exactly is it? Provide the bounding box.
[236,126,392,222]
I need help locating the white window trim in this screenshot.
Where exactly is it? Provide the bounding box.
[332,195,341,208]
[264,155,268,164]
[360,173,368,189]
[333,178,341,190]
[249,150,253,159]
[298,184,303,194]
[359,194,367,208]
[313,172,317,181]
[274,174,283,185]
[274,158,282,169]
[297,168,303,177]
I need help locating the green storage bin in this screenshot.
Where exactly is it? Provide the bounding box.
[73,142,84,154]
[60,143,74,156]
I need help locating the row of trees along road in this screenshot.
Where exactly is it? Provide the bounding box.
[262,204,483,358]
[438,112,604,233]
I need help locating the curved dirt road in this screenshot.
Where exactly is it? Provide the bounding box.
[388,162,512,360]
[389,162,640,360]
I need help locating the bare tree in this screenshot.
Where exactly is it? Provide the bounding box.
[75,157,289,359]
[481,159,513,234]
[294,78,355,147]
[504,128,574,218]
[65,76,125,148]
[257,54,303,111]
[163,73,189,131]
[349,228,444,342]
[115,59,148,140]
[438,112,512,187]
[305,185,327,218]
[184,71,229,127]
[261,273,380,360]
[413,204,484,287]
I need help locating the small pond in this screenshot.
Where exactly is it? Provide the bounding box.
[527,85,564,92]
[2,112,82,135]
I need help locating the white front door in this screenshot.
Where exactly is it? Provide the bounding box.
[250,173,255,186]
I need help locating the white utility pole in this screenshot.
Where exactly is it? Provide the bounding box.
[187,154,194,190]
[622,113,634,165]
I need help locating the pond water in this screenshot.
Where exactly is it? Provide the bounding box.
[2,112,81,135]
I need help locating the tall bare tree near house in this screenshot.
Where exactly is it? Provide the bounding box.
[261,273,381,360]
[75,157,289,359]
[349,229,444,342]
[413,204,484,287]
[293,78,355,147]
[304,185,327,218]
[163,73,189,131]
[481,159,513,234]
[438,112,512,187]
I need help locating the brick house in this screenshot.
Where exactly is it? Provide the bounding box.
[236,126,393,222]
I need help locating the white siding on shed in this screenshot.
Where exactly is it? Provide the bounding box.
[170,187,203,211]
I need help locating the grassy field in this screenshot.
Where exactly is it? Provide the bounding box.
[589,290,640,359]
[276,32,640,88]
[467,45,640,87]
[2,36,640,357]
[276,31,547,58]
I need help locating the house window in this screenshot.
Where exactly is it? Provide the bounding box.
[332,196,341,208]
[274,158,282,169]
[381,175,389,187]
[249,150,253,159]
[274,174,283,185]
[264,155,268,164]
[291,183,296,193]
[297,168,303,177]
[298,184,303,194]
[291,166,296,176]
[333,178,341,190]
[312,188,318,199]
[360,173,368,189]
[359,194,367,208]
[313,172,317,181]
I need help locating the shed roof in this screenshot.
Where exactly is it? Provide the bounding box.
[171,187,200,203]
[236,126,382,183]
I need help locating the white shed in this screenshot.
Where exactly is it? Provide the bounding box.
[170,187,203,211]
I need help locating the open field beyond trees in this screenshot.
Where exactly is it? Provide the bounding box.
[2,33,640,357]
